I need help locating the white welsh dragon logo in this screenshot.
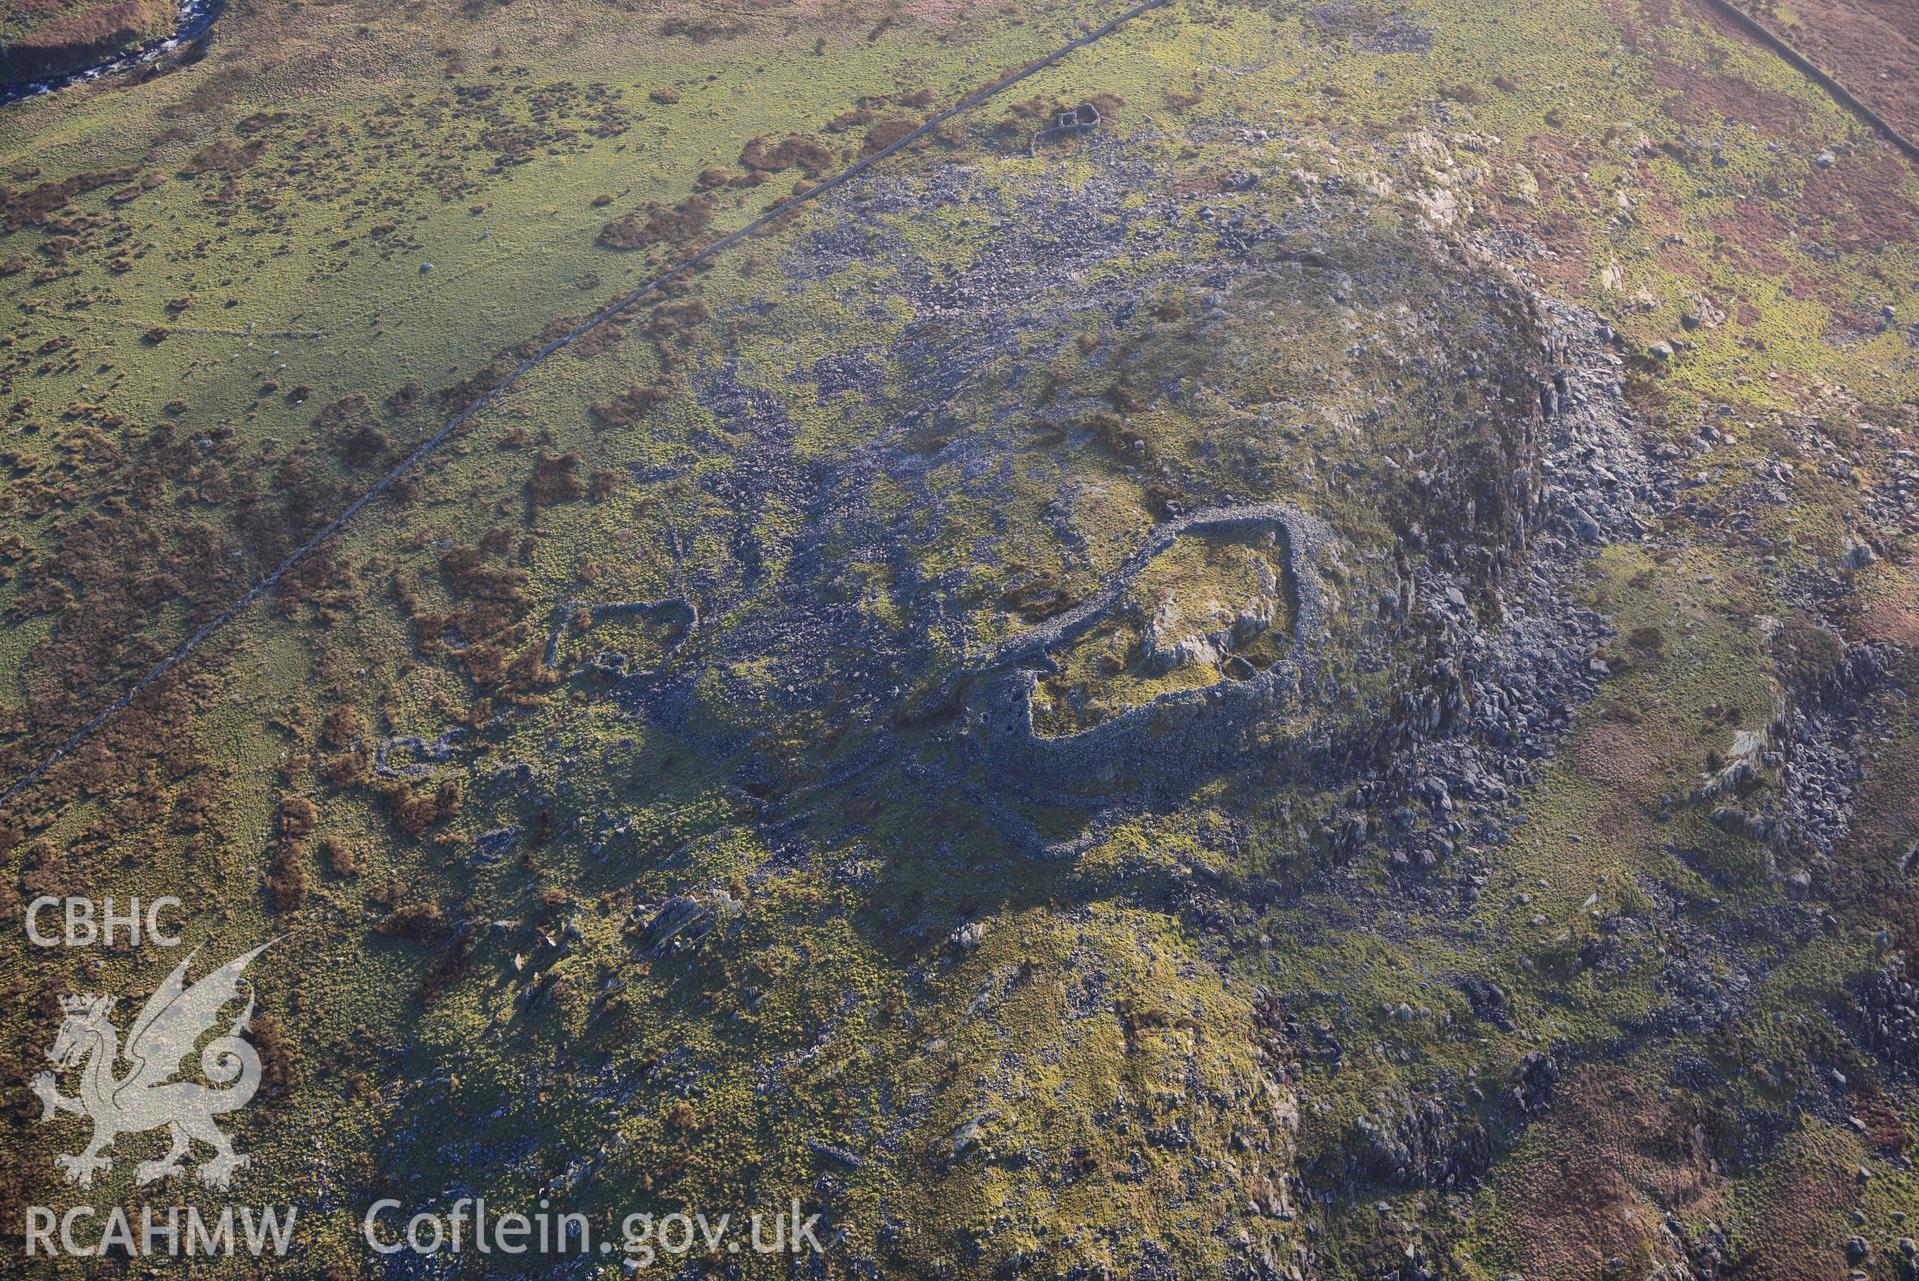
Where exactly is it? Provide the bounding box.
[31,942,274,1190]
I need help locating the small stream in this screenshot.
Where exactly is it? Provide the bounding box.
[1,0,224,109]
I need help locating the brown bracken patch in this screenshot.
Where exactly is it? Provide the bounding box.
[1570,716,1667,793]
[1852,569,1919,647]
[1495,1066,1716,1281]
[1847,1081,1914,1155]
[1798,150,1919,253]
[1649,56,1810,135]
[1719,1161,1854,1280]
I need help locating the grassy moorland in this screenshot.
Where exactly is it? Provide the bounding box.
[2,0,1917,1277]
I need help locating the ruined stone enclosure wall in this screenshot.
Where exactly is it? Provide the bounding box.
[959,503,1335,795]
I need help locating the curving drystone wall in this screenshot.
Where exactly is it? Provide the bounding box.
[958,503,1337,795]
